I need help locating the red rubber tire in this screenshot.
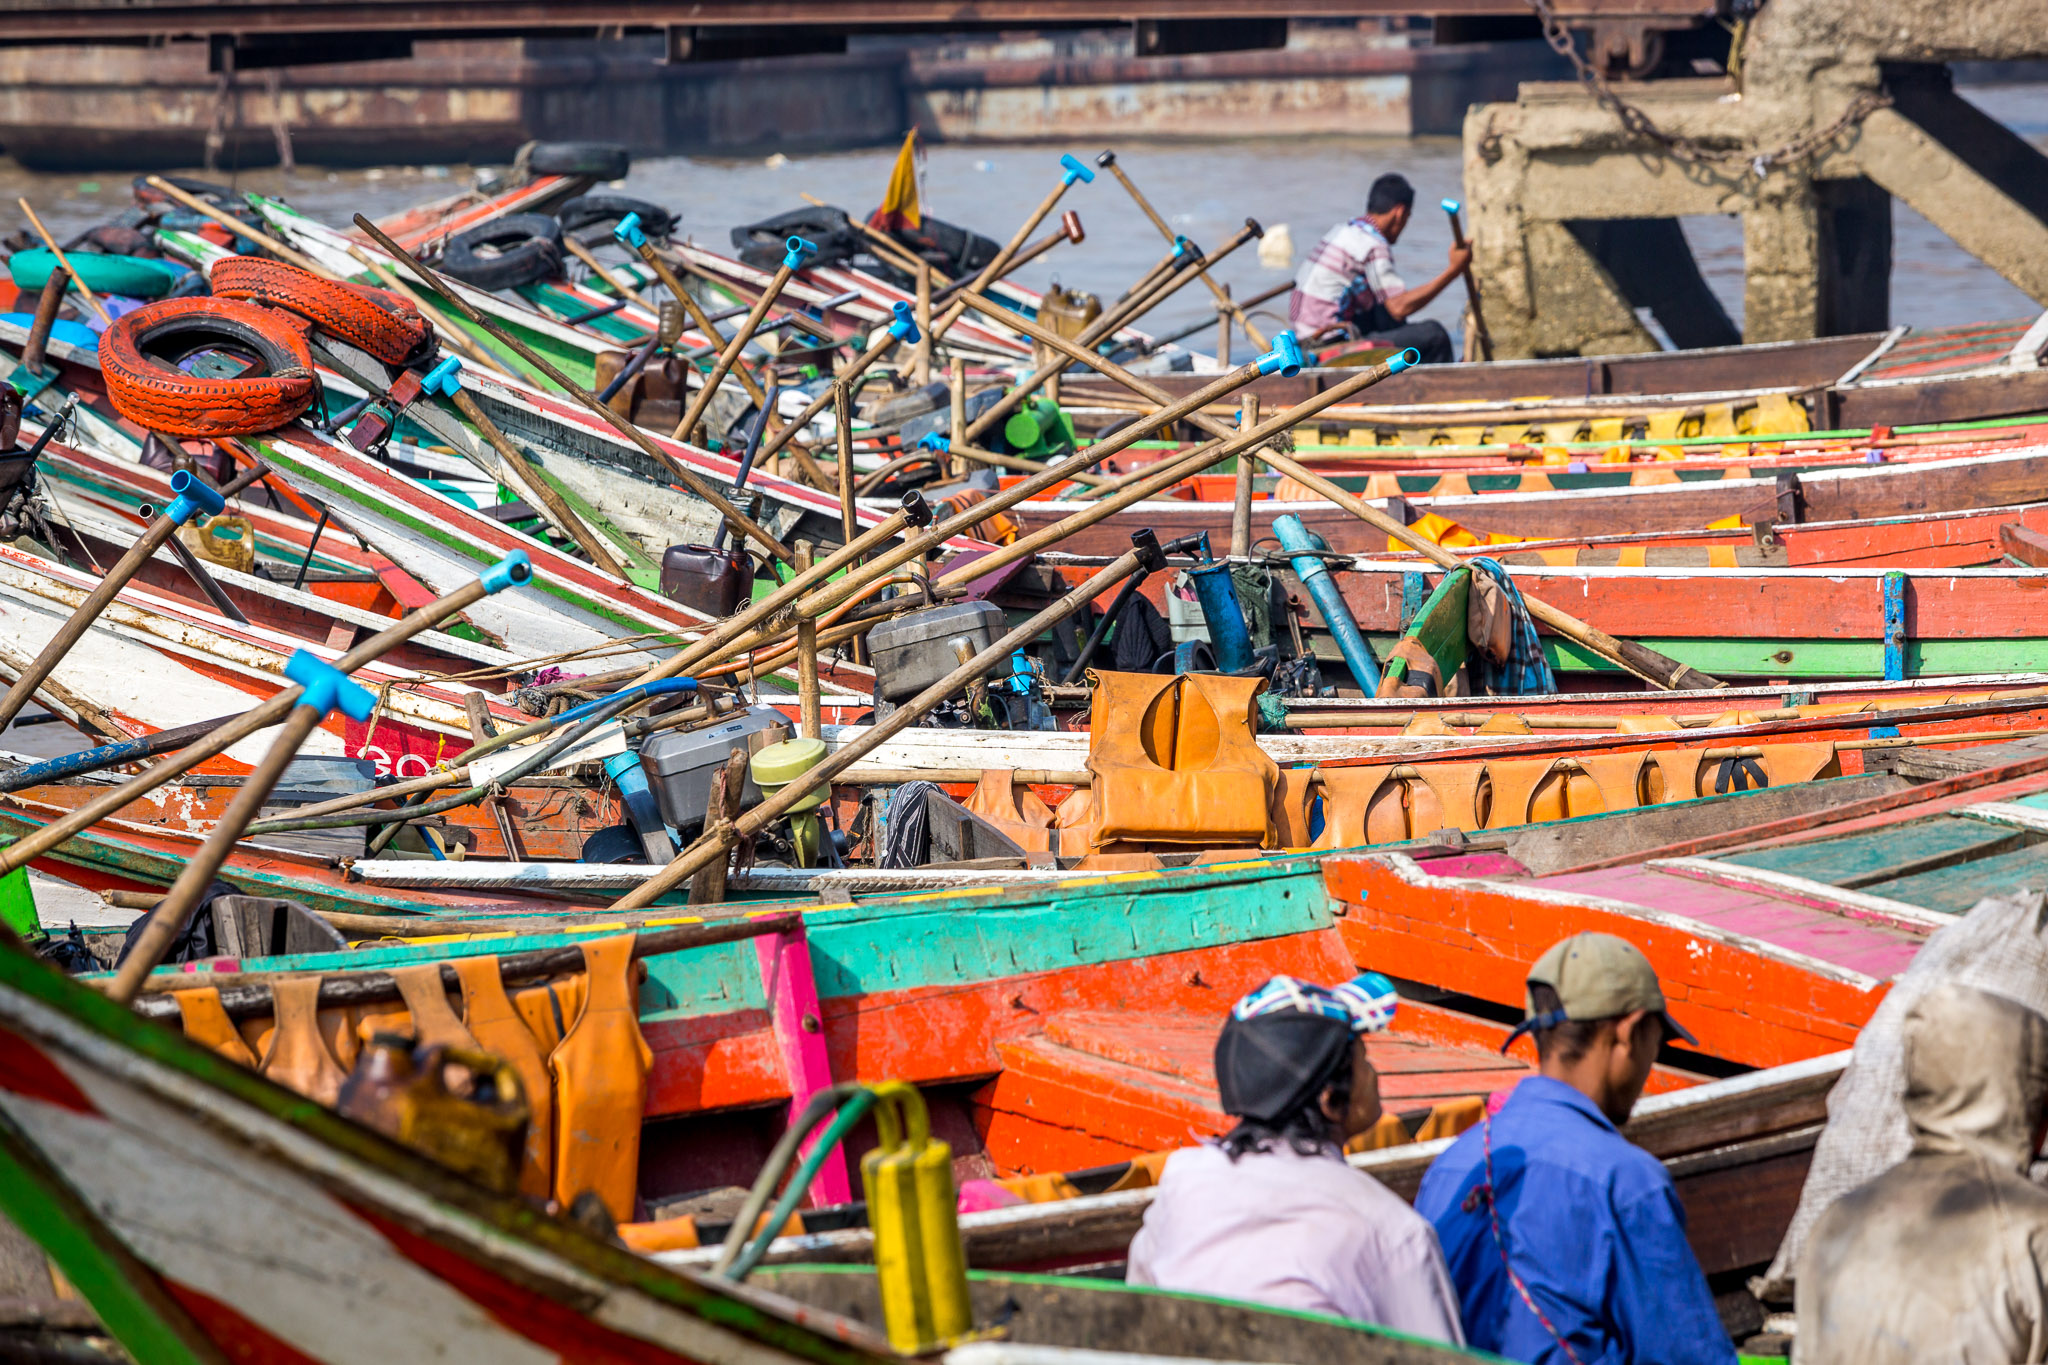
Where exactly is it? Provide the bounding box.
[211,257,431,365]
[101,297,317,438]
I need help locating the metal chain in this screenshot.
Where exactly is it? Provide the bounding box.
[1522,0,1891,177]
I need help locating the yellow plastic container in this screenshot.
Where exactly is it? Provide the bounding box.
[861,1082,971,1353]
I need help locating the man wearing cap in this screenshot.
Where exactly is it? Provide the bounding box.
[1126,973,1465,1345]
[1414,934,1732,1365]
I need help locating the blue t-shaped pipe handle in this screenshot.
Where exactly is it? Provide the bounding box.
[283,650,376,723]
[782,235,817,270]
[421,355,464,397]
[162,469,226,526]
[1256,331,1304,378]
[480,550,533,594]
[1441,198,1461,216]
[613,212,648,251]
[886,299,921,343]
[1060,154,1094,186]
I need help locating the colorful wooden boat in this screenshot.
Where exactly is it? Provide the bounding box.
[0,935,1496,1364]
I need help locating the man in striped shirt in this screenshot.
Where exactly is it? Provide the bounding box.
[1289,173,1469,364]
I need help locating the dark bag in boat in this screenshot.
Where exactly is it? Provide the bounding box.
[883,215,999,281]
[113,878,237,968]
[659,543,752,618]
[732,207,862,273]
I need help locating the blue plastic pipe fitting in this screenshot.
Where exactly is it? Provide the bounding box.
[782,235,818,270]
[480,551,533,595]
[887,300,920,344]
[162,469,225,526]
[1389,347,1420,373]
[613,212,648,251]
[1272,514,1381,692]
[421,356,464,397]
[283,650,377,722]
[1059,154,1094,186]
[1441,197,1461,216]
[1256,331,1304,378]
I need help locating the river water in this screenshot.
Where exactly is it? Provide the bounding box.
[5,83,2046,353]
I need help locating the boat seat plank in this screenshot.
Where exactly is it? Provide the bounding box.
[1859,842,2048,915]
[1538,865,1925,977]
[1717,815,2027,888]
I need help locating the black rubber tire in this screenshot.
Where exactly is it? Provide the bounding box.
[437,212,564,292]
[557,193,674,241]
[525,141,631,180]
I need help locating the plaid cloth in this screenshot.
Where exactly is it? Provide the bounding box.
[1469,558,1556,696]
[1232,972,1399,1034]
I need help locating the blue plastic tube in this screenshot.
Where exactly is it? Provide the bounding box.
[1273,513,1381,692]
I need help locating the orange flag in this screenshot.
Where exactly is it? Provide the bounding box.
[871,128,922,233]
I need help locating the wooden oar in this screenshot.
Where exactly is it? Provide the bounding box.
[954,285,1723,691]
[352,214,794,566]
[1097,150,1267,349]
[964,220,1261,448]
[416,357,628,579]
[658,223,814,442]
[0,553,536,881]
[926,153,1095,342]
[609,534,1164,911]
[0,466,262,732]
[1441,198,1494,363]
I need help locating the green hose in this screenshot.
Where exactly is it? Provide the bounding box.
[725,1089,877,1282]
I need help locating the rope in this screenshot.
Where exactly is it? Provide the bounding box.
[1461,1108,1589,1365]
[1517,0,1891,179]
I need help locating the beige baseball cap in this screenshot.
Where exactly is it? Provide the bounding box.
[1515,932,1697,1045]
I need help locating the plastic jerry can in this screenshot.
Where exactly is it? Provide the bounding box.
[861,1082,971,1353]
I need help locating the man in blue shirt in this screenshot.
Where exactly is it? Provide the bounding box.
[1415,933,1734,1365]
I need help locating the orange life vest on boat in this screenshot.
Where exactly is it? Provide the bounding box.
[1083,671,1278,849]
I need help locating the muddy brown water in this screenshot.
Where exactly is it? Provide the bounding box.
[3,82,2044,354]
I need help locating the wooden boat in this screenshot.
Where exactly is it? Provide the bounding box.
[1003,440,2048,555]
[656,1046,1842,1312]
[1330,558,2048,682]
[0,934,1494,1364]
[1065,313,2048,436]
[1336,730,2048,1068]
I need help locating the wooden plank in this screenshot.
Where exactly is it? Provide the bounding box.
[1717,815,2026,888]
[1859,841,2048,914]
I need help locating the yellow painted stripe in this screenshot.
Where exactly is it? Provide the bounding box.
[896,886,1004,902]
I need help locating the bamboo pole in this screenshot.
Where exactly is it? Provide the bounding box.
[1096,151,1266,349]
[963,220,1259,447]
[433,365,627,578]
[18,200,110,327]
[835,384,858,549]
[926,153,1094,342]
[561,234,655,314]
[1441,198,1493,363]
[0,465,263,732]
[928,210,1087,309]
[609,538,1158,911]
[630,244,773,411]
[667,234,814,442]
[0,555,534,879]
[1231,394,1259,560]
[795,542,822,740]
[354,214,793,565]
[913,261,933,387]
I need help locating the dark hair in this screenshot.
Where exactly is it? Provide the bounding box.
[1366,173,1416,217]
[1219,1045,1352,1160]
[1527,982,1615,1065]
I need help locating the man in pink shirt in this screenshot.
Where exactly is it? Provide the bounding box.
[1126,973,1466,1347]
[1289,173,1471,364]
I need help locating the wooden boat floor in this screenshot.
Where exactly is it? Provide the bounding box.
[977,1002,1541,1173]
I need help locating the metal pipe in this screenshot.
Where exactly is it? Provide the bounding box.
[1274,513,1381,693]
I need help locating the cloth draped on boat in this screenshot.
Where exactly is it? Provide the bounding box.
[871,129,922,233]
[1761,887,2048,1298]
[880,780,942,868]
[1467,558,1554,696]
